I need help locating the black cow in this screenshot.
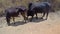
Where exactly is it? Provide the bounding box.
[5,6,27,26]
[27,2,52,21]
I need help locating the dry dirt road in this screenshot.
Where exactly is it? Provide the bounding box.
[0,11,60,34]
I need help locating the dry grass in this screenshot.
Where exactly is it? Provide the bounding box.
[0,0,60,16]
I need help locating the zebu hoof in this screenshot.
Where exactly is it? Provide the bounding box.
[36,17,38,19]
[24,22,27,23]
[24,21,26,23]
[14,23,16,24]
[30,19,33,22]
[8,24,10,26]
[29,18,33,22]
[24,20,27,23]
[45,18,47,20]
[7,23,10,26]
[40,17,43,19]
[30,20,32,22]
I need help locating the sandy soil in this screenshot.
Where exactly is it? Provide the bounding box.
[0,11,60,34]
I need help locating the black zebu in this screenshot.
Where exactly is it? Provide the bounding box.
[27,2,52,21]
[5,6,27,26]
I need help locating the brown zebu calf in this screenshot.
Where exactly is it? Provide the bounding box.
[5,6,27,26]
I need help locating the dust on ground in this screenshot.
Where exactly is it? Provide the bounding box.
[0,11,60,34]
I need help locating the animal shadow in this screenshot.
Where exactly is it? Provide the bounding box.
[10,21,27,26]
[28,17,46,23]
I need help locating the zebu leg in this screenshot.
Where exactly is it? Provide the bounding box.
[35,13,38,19]
[30,12,34,22]
[26,16,29,20]
[21,12,27,23]
[13,17,14,21]
[28,16,34,22]
[45,12,49,20]
[41,12,45,19]
[35,8,38,19]
[13,17,15,24]
[30,15,33,22]
[6,16,10,26]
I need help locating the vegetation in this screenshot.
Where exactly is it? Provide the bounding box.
[0,0,60,16]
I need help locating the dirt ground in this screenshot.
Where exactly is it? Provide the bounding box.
[0,11,60,34]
